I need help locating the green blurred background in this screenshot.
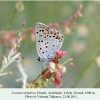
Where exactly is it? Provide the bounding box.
[0,1,100,88]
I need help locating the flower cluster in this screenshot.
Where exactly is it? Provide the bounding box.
[26,50,67,88]
[0,4,83,46]
[48,61,66,88]
[0,19,27,74]
[51,51,67,63]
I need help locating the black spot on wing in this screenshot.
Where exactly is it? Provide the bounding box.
[42,30,44,32]
[45,46,48,48]
[42,52,44,54]
[47,42,49,44]
[39,30,41,32]
[40,48,42,50]
[41,40,43,42]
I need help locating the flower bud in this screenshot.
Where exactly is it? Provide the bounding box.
[71,22,77,28]
[2,55,7,64]
[68,62,74,67]
[7,71,13,75]
[46,72,52,79]
[34,82,40,88]
[15,1,25,12]
[64,25,71,35]
[75,12,82,18]
[12,53,21,60]
[0,84,3,88]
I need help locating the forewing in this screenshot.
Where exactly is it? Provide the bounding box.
[35,22,50,59]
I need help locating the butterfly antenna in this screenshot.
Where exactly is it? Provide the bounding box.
[22,57,25,59]
[22,57,33,59]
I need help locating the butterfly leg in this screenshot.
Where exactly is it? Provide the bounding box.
[42,62,47,71]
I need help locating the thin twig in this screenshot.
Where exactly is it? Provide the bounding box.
[29,68,48,84]
[0,4,83,35]
[0,71,11,77]
[17,58,27,88]
[62,58,73,65]
[0,19,27,73]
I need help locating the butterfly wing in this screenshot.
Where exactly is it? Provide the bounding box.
[35,22,50,61]
[35,22,64,62]
[46,29,64,59]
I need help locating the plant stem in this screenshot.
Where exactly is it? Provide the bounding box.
[62,58,73,65]
[0,59,14,73]
[62,60,70,65]
[0,72,9,77]
[30,68,48,84]
[94,79,100,88]
[29,59,71,85]
[86,78,100,88]
[0,46,7,69]
[71,50,100,88]
[8,8,17,30]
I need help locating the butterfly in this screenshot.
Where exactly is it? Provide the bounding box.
[35,22,64,63]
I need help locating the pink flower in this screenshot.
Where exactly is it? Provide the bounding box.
[10,37,16,45]
[54,69,63,88]
[48,61,66,88]
[3,32,11,40]
[56,51,67,58]
[48,62,56,73]
[30,32,35,41]
[55,70,63,79]
[40,51,67,88]
[22,33,27,41]
[54,78,62,88]
[51,51,67,63]
[30,28,35,41]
